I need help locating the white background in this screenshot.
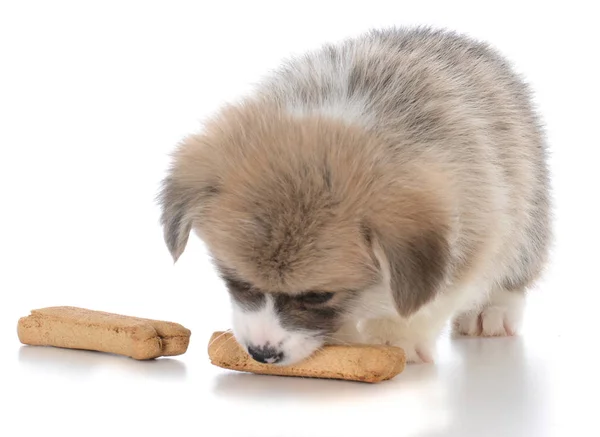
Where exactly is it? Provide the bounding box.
[1,1,599,436]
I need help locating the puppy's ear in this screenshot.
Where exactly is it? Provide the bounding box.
[371,225,450,318]
[158,176,194,262]
[158,175,219,262]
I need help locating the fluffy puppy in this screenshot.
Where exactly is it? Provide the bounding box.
[159,27,551,364]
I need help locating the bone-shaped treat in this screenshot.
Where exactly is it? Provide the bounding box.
[18,306,191,360]
[208,331,405,383]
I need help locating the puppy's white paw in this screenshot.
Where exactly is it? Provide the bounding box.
[328,321,363,345]
[388,338,435,364]
[358,319,435,364]
[454,290,525,337]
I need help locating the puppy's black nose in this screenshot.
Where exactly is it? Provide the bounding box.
[247,345,284,364]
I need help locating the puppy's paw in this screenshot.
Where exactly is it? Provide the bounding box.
[388,338,435,364]
[327,321,363,345]
[358,319,435,364]
[454,290,524,337]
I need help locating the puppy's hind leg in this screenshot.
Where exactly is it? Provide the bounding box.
[453,286,525,337]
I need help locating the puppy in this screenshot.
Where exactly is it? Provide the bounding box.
[159,27,551,364]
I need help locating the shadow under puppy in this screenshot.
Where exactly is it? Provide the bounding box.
[159,27,551,364]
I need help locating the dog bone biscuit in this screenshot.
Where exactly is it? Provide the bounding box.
[18,306,191,360]
[208,331,405,383]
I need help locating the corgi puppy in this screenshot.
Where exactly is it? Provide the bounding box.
[159,27,551,364]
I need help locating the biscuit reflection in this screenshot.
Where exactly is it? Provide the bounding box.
[18,346,187,380]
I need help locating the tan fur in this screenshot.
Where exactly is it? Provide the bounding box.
[166,102,456,298]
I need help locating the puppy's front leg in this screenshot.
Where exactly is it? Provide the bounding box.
[327,320,364,345]
[358,317,440,364]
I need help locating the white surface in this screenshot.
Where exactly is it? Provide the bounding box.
[1,2,599,436]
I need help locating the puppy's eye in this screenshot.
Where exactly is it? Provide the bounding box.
[297,292,335,305]
[223,275,252,292]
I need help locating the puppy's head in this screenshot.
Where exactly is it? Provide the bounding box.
[159,102,451,364]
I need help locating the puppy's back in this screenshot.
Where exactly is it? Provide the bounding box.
[256,27,551,289]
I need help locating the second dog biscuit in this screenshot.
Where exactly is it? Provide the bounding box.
[18,307,191,360]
